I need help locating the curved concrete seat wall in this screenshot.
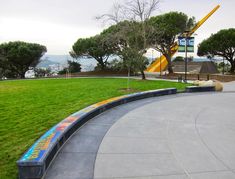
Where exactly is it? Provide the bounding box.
[186,86,215,92]
[17,88,177,179]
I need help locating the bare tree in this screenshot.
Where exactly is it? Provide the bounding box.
[96,0,161,79]
[97,0,161,24]
[96,2,126,25]
[125,0,161,50]
[125,0,160,22]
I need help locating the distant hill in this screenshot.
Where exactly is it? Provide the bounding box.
[37,55,69,68]
[38,55,222,70]
[37,59,56,68]
[43,55,72,64]
[37,55,97,71]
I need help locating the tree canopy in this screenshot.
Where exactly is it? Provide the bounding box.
[117,21,148,79]
[147,12,195,73]
[174,56,184,62]
[96,0,160,79]
[0,41,47,78]
[58,60,81,75]
[72,10,195,76]
[101,21,145,51]
[67,60,81,73]
[198,28,235,72]
[71,35,114,70]
[100,20,148,79]
[98,12,195,77]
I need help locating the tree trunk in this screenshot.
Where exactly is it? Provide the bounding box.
[165,54,173,74]
[227,58,235,73]
[140,70,146,80]
[230,62,235,73]
[18,67,27,79]
[96,57,106,70]
[100,63,106,70]
[20,72,25,79]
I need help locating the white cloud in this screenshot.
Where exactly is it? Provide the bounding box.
[0,0,234,56]
[0,17,102,54]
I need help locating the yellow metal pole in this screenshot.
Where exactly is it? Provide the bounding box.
[188,5,220,37]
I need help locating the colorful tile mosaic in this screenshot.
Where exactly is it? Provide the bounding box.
[19,89,170,163]
[19,94,128,162]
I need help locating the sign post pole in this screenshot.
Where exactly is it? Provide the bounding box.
[185,35,188,82]
[178,34,194,83]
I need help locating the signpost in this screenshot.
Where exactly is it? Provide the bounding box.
[178,37,195,52]
[178,36,195,82]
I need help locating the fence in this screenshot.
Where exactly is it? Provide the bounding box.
[157,73,235,82]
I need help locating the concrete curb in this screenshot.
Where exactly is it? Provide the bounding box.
[186,86,216,93]
[17,88,177,179]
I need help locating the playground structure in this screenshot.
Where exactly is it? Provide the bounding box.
[146,5,220,73]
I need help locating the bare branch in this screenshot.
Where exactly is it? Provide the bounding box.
[96,0,161,25]
[125,0,160,21]
[145,0,161,19]
[96,2,126,25]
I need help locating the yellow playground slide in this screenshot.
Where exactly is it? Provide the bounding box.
[145,5,220,73]
[146,43,178,73]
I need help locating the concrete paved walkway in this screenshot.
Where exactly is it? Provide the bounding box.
[45,82,235,179]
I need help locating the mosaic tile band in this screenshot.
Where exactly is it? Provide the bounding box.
[19,90,162,162]
[17,88,176,164]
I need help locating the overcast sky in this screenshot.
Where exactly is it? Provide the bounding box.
[0,0,234,56]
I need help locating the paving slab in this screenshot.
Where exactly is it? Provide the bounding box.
[223,81,235,92]
[45,152,96,179]
[190,171,235,179]
[94,93,235,178]
[112,175,188,179]
[94,154,185,178]
[98,137,170,154]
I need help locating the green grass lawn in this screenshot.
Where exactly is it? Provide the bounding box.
[0,78,189,178]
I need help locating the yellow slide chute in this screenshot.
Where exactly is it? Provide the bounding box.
[145,5,220,73]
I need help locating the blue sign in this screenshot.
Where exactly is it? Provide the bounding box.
[178,37,195,52]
